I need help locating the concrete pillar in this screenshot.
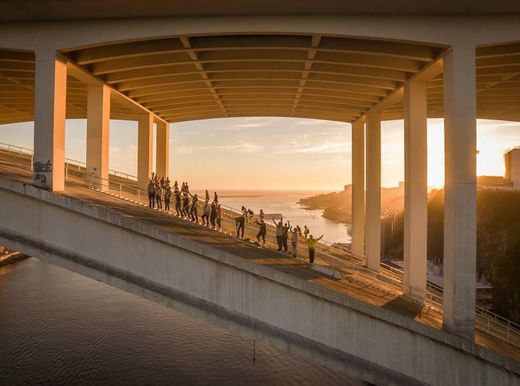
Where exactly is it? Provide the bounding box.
[442,45,477,339]
[137,113,153,190]
[365,110,381,271]
[33,50,67,191]
[156,121,170,179]
[86,84,110,190]
[351,120,365,259]
[403,79,428,301]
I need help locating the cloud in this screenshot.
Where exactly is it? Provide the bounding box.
[292,119,346,127]
[278,141,350,155]
[230,122,269,129]
[214,121,271,131]
[217,142,264,153]
[176,141,263,154]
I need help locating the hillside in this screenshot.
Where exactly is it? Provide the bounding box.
[299,184,405,223]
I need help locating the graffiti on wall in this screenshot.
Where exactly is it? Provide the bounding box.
[33,160,52,183]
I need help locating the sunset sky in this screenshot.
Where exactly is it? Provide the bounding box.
[1,118,519,191]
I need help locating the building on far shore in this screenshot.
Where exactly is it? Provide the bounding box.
[504,147,520,189]
[478,147,520,191]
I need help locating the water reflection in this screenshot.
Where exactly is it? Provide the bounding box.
[0,258,363,385]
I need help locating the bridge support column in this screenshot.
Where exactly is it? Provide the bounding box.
[403,79,428,301]
[33,51,67,191]
[156,121,169,179]
[137,113,153,190]
[366,111,381,271]
[86,84,110,191]
[351,120,365,259]
[442,45,477,340]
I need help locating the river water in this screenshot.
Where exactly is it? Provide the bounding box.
[0,258,364,385]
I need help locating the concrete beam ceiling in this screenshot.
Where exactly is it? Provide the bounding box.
[1,35,520,125]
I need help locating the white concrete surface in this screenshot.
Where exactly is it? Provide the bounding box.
[156,121,169,179]
[403,79,428,301]
[137,113,153,189]
[366,111,381,272]
[442,45,478,340]
[33,50,67,192]
[351,119,365,260]
[3,16,520,54]
[86,84,110,190]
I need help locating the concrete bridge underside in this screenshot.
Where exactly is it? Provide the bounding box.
[1,12,520,369]
[0,169,518,386]
[1,34,520,124]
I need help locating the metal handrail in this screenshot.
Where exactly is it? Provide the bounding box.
[0,142,138,181]
[0,142,519,348]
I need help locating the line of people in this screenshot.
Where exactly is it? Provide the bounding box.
[147,173,324,265]
[271,217,322,263]
[147,173,223,230]
[235,206,322,264]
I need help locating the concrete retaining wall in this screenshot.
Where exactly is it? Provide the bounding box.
[0,177,518,386]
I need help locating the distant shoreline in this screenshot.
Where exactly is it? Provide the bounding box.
[299,184,406,224]
[298,191,350,224]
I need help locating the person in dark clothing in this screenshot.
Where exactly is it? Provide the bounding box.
[182,192,190,218]
[235,213,245,239]
[216,200,222,231]
[147,180,155,209]
[190,194,199,223]
[209,200,217,229]
[256,219,267,245]
[164,187,172,212]
[282,222,290,253]
[241,206,248,223]
[174,190,181,216]
[273,217,284,251]
[155,183,163,210]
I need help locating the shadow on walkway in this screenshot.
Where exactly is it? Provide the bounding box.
[382,295,424,319]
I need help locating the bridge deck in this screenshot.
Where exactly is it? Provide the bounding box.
[0,157,518,362]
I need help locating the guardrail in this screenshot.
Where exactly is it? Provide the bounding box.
[0,142,519,348]
[0,142,138,182]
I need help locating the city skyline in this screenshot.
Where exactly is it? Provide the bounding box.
[1,117,518,190]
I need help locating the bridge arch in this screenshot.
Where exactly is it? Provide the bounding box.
[1,14,520,359]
